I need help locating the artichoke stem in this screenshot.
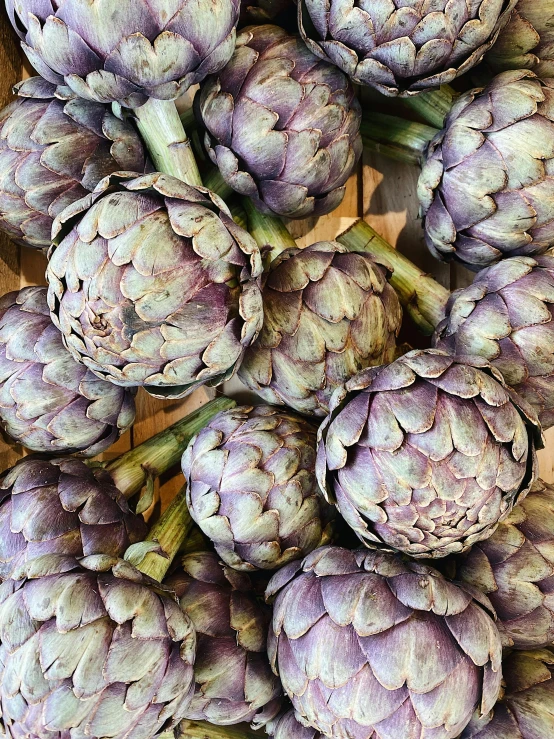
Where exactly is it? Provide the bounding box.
[243,197,297,269]
[107,396,236,499]
[135,98,203,186]
[402,85,457,129]
[337,220,449,335]
[178,720,260,739]
[137,486,193,582]
[203,165,235,201]
[361,114,438,166]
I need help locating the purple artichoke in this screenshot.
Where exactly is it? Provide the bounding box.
[0,555,196,738]
[6,0,241,107]
[46,172,263,399]
[0,456,147,582]
[197,24,362,219]
[317,349,542,559]
[0,286,135,456]
[0,76,145,250]
[462,649,554,738]
[298,0,516,97]
[166,551,282,727]
[419,71,554,271]
[267,546,503,739]
[183,405,335,571]
[434,254,554,431]
[238,242,402,417]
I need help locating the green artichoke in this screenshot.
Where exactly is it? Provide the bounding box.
[0,76,145,250]
[298,0,516,97]
[0,286,135,456]
[267,546,503,738]
[0,555,196,738]
[166,551,282,726]
[487,0,554,77]
[197,24,362,219]
[434,254,554,430]
[183,405,334,571]
[46,172,263,399]
[419,70,554,271]
[238,242,402,417]
[6,0,241,107]
[461,649,554,738]
[317,349,542,559]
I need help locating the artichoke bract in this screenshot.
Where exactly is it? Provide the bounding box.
[461,649,554,738]
[183,405,334,571]
[5,0,240,107]
[0,76,145,251]
[0,556,196,739]
[454,478,554,650]
[317,349,542,559]
[238,242,402,417]
[0,286,135,456]
[197,24,362,219]
[46,172,263,399]
[419,71,554,271]
[266,708,323,739]
[487,0,554,77]
[434,254,554,430]
[267,546,503,739]
[297,0,516,97]
[166,551,282,727]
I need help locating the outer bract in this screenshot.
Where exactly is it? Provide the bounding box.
[298,0,516,97]
[0,286,135,456]
[0,556,196,739]
[166,551,282,727]
[47,172,263,399]
[0,456,147,582]
[454,478,554,650]
[6,0,241,107]
[238,242,402,417]
[434,254,554,430]
[0,76,145,250]
[197,24,362,219]
[266,708,323,739]
[461,649,554,738]
[317,349,542,559]
[267,546,503,739]
[183,405,334,571]
[419,71,554,271]
[240,0,293,23]
[487,0,554,77]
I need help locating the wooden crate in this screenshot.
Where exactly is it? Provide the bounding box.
[1,10,553,503]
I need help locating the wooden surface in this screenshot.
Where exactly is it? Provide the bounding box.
[1,10,553,497]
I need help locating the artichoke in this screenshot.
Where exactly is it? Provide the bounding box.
[238,242,402,417]
[166,551,282,726]
[297,0,516,97]
[317,349,542,559]
[453,478,554,650]
[461,649,554,738]
[46,172,263,399]
[183,405,334,571]
[0,76,145,250]
[419,70,554,271]
[434,254,554,431]
[0,555,196,739]
[266,546,503,739]
[5,0,241,107]
[0,285,135,456]
[487,0,554,77]
[197,24,362,219]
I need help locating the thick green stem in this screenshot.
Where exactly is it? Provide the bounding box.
[243,197,297,269]
[136,486,192,582]
[337,220,450,335]
[135,98,203,186]
[402,85,457,129]
[177,720,260,739]
[107,397,236,499]
[203,166,235,200]
[361,114,439,166]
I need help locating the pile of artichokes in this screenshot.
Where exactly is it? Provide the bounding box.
[2,2,554,739]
